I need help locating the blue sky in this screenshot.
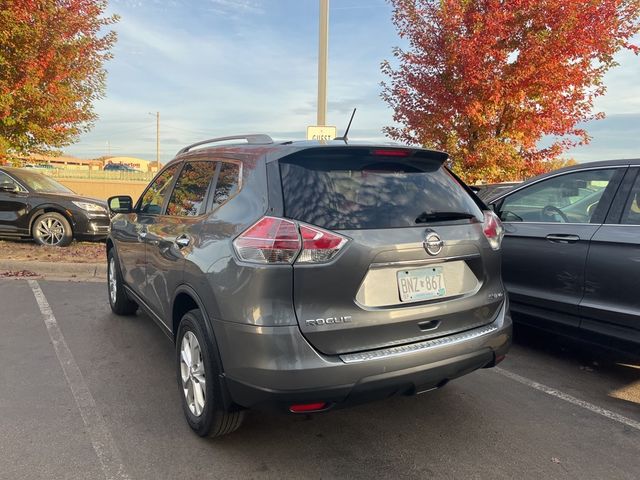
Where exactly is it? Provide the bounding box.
[64,0,640,164]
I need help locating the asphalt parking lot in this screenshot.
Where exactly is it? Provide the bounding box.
[1,279,638,480]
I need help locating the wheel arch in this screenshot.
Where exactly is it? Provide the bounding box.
[29,206,75,236]
[172,285,235,410]
[106,237,114,255]
[172,285,217,343]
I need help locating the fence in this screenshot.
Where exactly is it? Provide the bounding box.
[47,169,155,183]
[25,168,154,201]
[54,177,149,201]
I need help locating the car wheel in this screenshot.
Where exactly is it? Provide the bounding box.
[107,249,138,315]
[177,309,244,438]
[32,212,73,247]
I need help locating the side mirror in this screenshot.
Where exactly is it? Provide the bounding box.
[108,195,133,214]
[0,182,18,193]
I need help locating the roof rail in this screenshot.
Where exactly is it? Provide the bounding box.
[177,134,274,155]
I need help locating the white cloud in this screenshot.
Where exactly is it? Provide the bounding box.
[68,2,637,163]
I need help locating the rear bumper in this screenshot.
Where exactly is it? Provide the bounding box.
[216,301,512,412]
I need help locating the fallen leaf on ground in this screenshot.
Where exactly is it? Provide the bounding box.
[0,270,39,278]
[0,240,106,264]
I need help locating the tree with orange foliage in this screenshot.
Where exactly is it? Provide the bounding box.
[0,0,117,158]
[381,0,640,183]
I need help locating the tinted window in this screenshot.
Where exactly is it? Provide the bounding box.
[212,162,240,208]
[139,164,179,214]
[279,150,482,230]
[166,161,217,216]
[621,172,640,225]
[499,169,615,224]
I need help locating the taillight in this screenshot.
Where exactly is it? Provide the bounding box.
[483,211,504,250]
[297,225,347,263]
[233,217,348,264]
[233,216,301,264]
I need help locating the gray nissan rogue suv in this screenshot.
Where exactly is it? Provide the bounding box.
[106,134,512,437]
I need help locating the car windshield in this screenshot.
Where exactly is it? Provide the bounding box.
[15,169,74,193]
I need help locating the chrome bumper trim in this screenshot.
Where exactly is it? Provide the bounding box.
[369,253,480,269]
[339,324,499,364]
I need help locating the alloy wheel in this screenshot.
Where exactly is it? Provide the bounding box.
[180,331,206,416]
[36,217,65,245]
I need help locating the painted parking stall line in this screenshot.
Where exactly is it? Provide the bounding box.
[28,280,131,480]
[494,367,640,431]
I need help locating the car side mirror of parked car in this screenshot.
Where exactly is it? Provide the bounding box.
[108,195,134,214]
[0,182,18,193]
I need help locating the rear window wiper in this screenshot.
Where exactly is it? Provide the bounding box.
[415,211,476,224]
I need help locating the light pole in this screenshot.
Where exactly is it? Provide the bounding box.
[148,111,160,169]
[317,0,329,126]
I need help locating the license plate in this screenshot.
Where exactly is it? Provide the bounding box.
[397,266,446,302]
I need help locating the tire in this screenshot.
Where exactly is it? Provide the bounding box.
[107,249,138,315]
[176,309,244,438]
[32,212,73,247]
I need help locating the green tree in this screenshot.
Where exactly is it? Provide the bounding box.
[0,0,118,159]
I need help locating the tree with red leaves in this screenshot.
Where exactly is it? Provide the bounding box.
[382,0,640,183]
[0,0,117,158]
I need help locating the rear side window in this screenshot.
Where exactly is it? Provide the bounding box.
[279,149,481,230]
[211,162,240,208]
[621,171,640,225]
[139,164,179,214]
[166,161,217,216]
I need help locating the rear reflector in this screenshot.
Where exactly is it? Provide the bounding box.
[234,216,348,265]
[233,216,300,264]
[289,402,328,413]
[482,211,504,250]
[371,148,411,157]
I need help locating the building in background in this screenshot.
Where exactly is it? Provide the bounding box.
[103,156,155,172]
[13,154,157,172]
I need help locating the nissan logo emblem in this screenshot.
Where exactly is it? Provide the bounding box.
[424,231,444,256]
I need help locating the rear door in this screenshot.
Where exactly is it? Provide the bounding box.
[144,159,219,324]
[494,167,624,327]
[580,167,640,334]
[278,147,502,355]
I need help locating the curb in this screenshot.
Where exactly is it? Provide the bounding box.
[0,260,106,279]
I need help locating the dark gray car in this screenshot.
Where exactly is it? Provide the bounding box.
[106,135,512,437]
[488,159,640,353]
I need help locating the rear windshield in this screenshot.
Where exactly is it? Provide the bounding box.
[279,149,482,230]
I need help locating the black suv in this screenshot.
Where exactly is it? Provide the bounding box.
[106,135,512,437]
[0,167,110,246]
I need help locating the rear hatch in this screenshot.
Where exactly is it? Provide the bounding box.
[278,147,504,355]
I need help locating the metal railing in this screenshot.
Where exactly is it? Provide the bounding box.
[44,169,155,182]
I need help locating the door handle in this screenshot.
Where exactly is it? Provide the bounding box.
[175,234,191,249]
[546,234,580,243]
